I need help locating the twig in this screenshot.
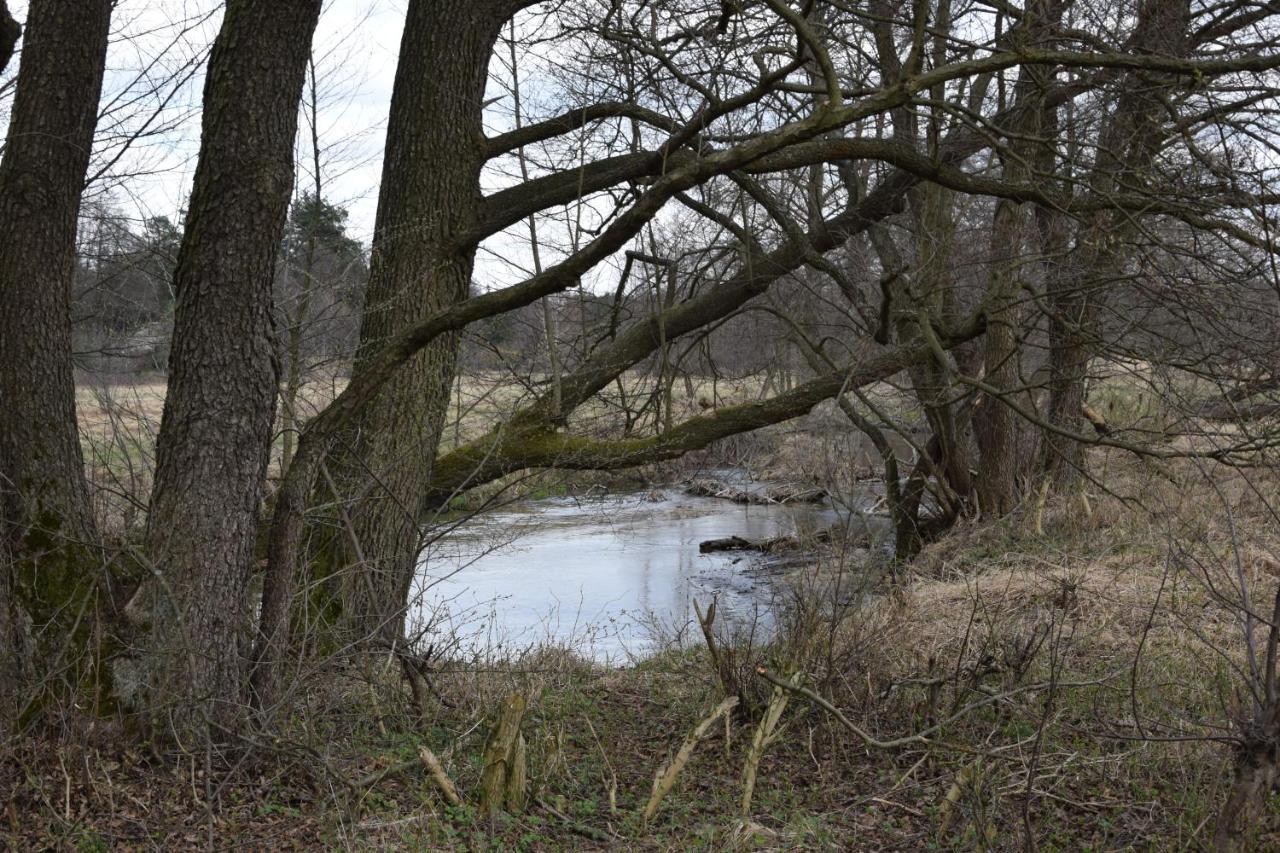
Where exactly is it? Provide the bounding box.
[418,746,462,807]
[755,666,1120,749]
[642,696,738,823]
[741,676,793,816]
[693,597,739,704]
[869,796,926,818]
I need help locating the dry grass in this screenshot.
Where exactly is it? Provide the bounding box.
[20,366,1276,848]
[73,369,780,465]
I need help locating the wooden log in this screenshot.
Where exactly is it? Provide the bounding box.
[699,528,833,554]
[699,535,754,553]
[762,484,827,503]
[417,746,462,807]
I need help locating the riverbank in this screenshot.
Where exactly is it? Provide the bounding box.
[5,452,1277,849]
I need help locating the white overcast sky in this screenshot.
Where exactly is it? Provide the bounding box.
[3,0,410,241]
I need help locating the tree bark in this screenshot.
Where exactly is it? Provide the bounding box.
[140,0,320,736]
[1040,220,1091,488]
[974,0,1057,515]
[330,0,511,647]
[0,0,109,546]
[1041,0,1190,489]
[0,0,111,705]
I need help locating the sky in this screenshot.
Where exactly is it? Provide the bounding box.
[3,0,408,241]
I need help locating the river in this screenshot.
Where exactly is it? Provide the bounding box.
[409,479,882,661]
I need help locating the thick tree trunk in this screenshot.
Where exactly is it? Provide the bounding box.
[0,0,109,549]
[331,0,507,647]
[0,0,111,707]
[1033,96,1080,487]
[140,0,320,736]
[907,181,973,504]
[973,201,1029,517]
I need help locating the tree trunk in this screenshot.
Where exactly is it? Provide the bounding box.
[1041,251,1091,488]
[140,0,320,737]
[330,0,509,646]
[0,0,111,706]
[0,0,110,547]
[974,1,1056,516]
[1214,702,1280,853]
[973,201,1029,516]
[906,181,974,504]
[868,187,971,550]
[1042,0,1190,489]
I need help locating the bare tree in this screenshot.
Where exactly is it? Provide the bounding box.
[0,0,112,708]
[136,0,322,737]
[321,0,529,649]
[0,0,1273,757]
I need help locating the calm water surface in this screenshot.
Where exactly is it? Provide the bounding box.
[409,487,844,661]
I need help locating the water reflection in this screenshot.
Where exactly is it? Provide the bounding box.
[409,488,839,661]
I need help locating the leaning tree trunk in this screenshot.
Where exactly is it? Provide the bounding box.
[0,0,111,710]
[140,0,320,738]
[329,0,509,647]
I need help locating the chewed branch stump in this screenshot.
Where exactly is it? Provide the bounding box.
[480,692,529,820]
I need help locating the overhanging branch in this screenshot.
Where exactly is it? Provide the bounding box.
[424,328,983,505]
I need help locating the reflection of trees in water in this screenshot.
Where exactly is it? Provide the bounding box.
[407,483,845,659]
